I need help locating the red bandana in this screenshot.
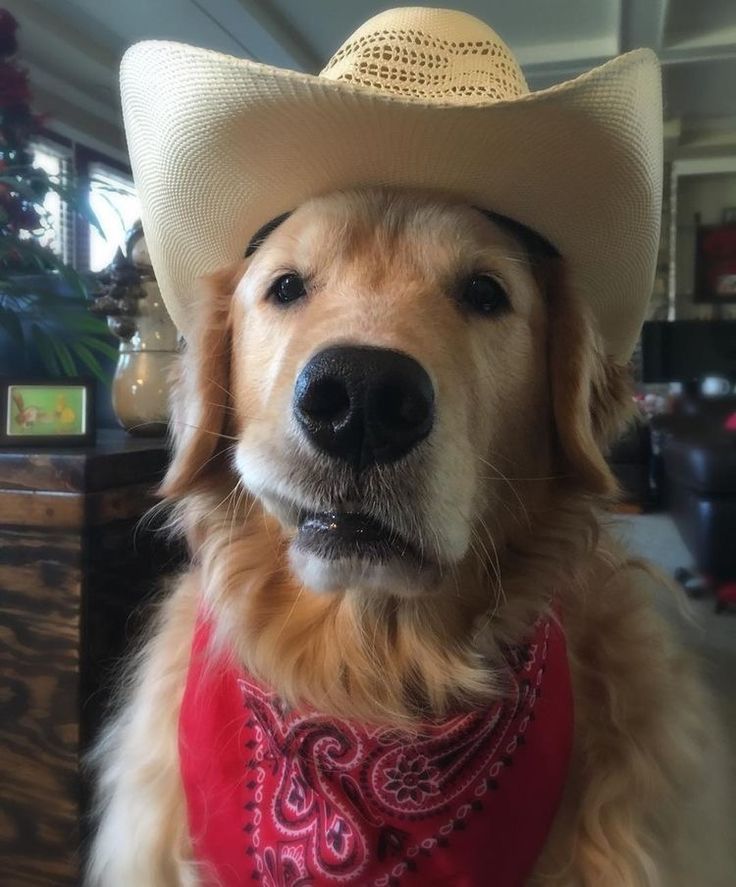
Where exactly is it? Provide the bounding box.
[179,609,573,886]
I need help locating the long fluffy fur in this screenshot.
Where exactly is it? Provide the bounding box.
[88,189,732,886]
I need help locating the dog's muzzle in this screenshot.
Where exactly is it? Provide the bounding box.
[293,345,434,471]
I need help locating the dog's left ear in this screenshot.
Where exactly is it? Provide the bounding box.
[545,261,635,497]
[160,264,243,499]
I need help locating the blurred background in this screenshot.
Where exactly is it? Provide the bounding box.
[0,1,734,883]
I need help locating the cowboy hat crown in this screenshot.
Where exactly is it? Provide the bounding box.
[320,7,528,103]
[120,6,662,362]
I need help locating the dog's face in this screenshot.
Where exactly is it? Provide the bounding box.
[225,190,551,594]
[167,188,628,601]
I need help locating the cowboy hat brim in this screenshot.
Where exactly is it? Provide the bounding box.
[120,42,662,362]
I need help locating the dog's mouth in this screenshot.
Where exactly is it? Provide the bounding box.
[295,510,425,564]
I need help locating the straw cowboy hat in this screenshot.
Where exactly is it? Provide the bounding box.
[120,6,662,362]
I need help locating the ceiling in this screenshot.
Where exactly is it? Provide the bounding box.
[6,0,736,162]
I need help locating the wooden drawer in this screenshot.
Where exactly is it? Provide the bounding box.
[0,431,184,885]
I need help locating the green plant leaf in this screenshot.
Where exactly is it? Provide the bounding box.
[0,168,106,237]
[0,165,48,177]
[50,337,77,377]
[30,324,61,376]
[0,241,47,271]
[62,313,111,335]
[47,179,106,238]
[0,168,51,190]
[71,340,109,383]
[58,265,89,302]
[0,175,40,202]
[87,206,105,239]
[79,334,120,362]
[0,306,24,346]
[20,251,91,303]
[78,196,105,240]
[0,281,35,313]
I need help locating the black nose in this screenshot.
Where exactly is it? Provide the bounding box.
[294,346,435,470]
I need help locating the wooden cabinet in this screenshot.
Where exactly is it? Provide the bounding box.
[0,431,184,885]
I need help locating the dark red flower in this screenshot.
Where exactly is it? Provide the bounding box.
[0,10,19,58]
[14,200,40,231]
[0,187,40,232]
[0,60,30,107]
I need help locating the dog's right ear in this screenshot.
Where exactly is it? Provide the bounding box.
[546,261,635,497]
[159,264,243,499]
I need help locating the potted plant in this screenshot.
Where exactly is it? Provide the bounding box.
[0,8,117,384]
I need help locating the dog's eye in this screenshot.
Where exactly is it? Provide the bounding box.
[461,274,510,316]
[269,273,307,305]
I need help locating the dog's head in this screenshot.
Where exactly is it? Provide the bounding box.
[163,188,632,599]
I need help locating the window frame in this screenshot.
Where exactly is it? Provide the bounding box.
[29,131,76,266]
[28,129,135,272]
[74,144,134,272]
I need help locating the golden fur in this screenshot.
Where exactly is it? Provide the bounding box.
[88,189,731,886]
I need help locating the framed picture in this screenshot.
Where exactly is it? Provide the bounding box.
[0,378,95,447]
[694,223,736,304]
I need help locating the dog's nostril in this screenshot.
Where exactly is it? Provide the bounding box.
[298,377,350,424]
[375,381,432,432]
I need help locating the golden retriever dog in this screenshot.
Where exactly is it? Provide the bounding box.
[89,188,730,886]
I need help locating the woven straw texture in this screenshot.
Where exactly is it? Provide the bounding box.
[120,6,662,362]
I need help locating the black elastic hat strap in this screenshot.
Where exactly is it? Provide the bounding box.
[244,211,293,258]
[473,207,560,262]
[244,206,558,263]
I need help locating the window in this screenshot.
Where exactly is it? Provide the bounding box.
[30,140,74,264]
[28,138,140,273]
[88,163,141,272]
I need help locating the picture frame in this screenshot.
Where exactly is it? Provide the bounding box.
[694,223,736,304]
[0,378,96,447]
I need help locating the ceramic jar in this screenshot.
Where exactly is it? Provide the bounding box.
[111,275,179,436]
[97,222,180,436]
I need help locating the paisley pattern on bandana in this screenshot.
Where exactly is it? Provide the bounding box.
[179,613,573,887]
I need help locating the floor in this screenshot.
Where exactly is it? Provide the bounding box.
[612,512,736,808]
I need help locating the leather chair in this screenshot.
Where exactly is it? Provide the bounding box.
[652,395,736,608]
[608,419,652,506]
